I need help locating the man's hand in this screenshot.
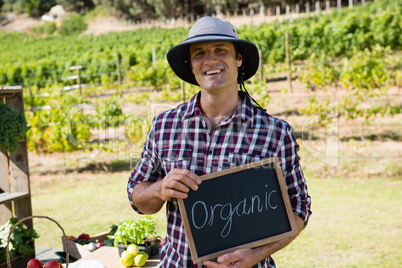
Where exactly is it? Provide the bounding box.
[159,168,202,201]
[132,168,201,214]
[202,215,305,268]
[202,249,256,268]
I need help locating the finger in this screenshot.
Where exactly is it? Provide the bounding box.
[160,169,202,201]
[161,187,188,201]
[216,254,238,265]
[176,169,202,185]
[164,177,192,193]
[202,260,222,268]
[172,169,202,191]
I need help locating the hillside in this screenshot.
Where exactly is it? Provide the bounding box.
[1,10,300,35]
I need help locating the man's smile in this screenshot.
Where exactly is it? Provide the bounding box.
[204,68,223,76]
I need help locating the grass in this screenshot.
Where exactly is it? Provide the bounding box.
[31,171,402,267]
[31,172,167,248]
[273,177,402,267]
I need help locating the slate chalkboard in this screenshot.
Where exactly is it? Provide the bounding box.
[178,157,299,264]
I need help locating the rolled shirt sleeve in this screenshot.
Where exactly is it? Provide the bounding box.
[279,123,312,225]
[127,119,162,213]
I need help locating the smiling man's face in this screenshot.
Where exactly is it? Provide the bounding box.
[189,41,242,93]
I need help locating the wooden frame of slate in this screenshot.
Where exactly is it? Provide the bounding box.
[178,156,299,264]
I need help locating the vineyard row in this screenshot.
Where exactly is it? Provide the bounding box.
[0,0,400,154]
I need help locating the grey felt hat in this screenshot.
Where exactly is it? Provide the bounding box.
[166,16,259,86]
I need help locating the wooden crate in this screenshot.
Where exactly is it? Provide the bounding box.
[0,86,32,227]
[61,231,111,260]
[0,86,35,266]
[0,255,32,268]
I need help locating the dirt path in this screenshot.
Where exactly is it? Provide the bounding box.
[1,12,301,35]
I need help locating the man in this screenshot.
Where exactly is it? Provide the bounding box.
[128,16,311,267]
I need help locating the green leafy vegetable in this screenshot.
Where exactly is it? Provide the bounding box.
[113,216,156,246]
[0,218,39,263]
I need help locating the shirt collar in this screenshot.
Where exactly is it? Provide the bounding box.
[182,91,201,120]
[238,91,255,123]
[182,91,256,123]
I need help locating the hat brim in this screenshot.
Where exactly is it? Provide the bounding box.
[167,35,259,86]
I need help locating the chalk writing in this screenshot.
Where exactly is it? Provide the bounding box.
[191,185,279,238]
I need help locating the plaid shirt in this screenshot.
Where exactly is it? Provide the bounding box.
[128,91,311,267]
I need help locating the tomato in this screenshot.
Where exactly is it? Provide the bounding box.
[27,258,42,268]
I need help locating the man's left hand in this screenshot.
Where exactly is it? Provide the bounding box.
[202,248,256,268]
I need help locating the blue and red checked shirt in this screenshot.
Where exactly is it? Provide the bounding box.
[128,91,311,267]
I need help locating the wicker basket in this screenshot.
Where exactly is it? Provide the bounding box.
[6,215,69,268]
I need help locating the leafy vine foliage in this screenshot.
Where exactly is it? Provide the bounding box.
[0,0,400,153]
[0,103,30,152]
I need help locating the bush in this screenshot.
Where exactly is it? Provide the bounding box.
[58,13,87,36]
[340,45,391,91]
[31,21,57,36]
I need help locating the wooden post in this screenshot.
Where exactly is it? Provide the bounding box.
[259,3,264,18]
[116,53,122,85]
[349,0,353,8]
[69,65,83,98]
[285,31,292,93]
[306,3,310,14]
[0,146,12,224]
[152,47,156,65]
[276,5,280,16]
[316,1,320,14]
[337,0,341,11]
[326,0,330,11]
[295,3,300,15]
[76,68,81,97]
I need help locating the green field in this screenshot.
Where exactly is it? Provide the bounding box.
[273,176,401,267]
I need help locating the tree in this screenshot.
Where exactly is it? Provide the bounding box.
[25,0,57,17]
[58,13,88,35]
[0,0,56,16]
[57,0,95,13]
[96,0,155,21]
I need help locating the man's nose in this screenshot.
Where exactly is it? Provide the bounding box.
[204,52,217,65]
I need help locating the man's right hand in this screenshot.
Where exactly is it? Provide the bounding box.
[159,168,202,201]
[131,168,201,214]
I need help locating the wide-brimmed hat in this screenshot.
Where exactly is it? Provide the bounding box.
[166,16,259,86]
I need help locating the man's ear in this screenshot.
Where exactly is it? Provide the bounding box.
[237,53,243,67]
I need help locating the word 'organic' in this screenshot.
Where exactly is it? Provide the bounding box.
[190,185,279,238]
